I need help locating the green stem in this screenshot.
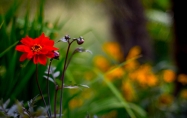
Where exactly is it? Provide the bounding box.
[47,59,53,117]
[59,41,73,118]
[54,86,58,118]
[35,64,51,118]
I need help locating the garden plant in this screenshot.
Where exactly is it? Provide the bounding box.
[1,0,187,118]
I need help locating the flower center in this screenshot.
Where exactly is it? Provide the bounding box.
[31,44,42,52]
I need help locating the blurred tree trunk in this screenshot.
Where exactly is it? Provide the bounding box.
[104,0,154,63]
[172,0,187,95]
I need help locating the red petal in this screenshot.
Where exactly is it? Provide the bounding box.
[20,36,33,47]
[38,55,47,65]
[33,55,39,64]
[16,45,30,52]
[39,48,49,54]
[33,55,47,65]
[33,37,40,44]
[40,46,58,54]
[46,51,54,58]
[45,46,58,51]
[34,33,45,44]
[27,51,34,59]
[19,53,27,61]
[42,40,54,46]
[39,33,54,46]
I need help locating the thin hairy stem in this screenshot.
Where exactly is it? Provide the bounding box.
[64,40,76,70]
[54,87,58,118]
[46,59,53,117]
[35,64,51,118]
[59,41,73,118]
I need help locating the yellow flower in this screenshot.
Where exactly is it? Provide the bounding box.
[163,70,176,83]
[105,66,125,81]
[178,74,187,85]
[121,80,136,101]
[103,42,124,61]
[94,55,110,72]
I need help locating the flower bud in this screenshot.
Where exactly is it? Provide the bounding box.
[65,35,71,40]
[77,36,84,45]
[53,51,60,60]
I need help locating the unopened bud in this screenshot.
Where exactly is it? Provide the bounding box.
[77,36,84,45]
[65,35,70,40]
[60,35,70,42]
[53,51,60,60]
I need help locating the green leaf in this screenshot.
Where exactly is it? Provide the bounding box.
[129,103,147,117]
[89,97,124,113]
[55,79,62,87]
[0,21,4,29]
[0,41,19,58]
[0,111,7,117]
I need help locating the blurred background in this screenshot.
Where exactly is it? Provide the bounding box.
[1,0,187,118]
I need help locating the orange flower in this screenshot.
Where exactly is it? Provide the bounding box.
[178,74,187,85]
[122,81,136,101]
[124,46,141,71]
[147,74,157,86]
[94,55,110,72]
[105,66,124,81]
[103,42,124,61]
[126,46,141,60]
[69,98,83,109]
[158,94,173,106]
[15,33,58,65]
[124,60,139,71]
[130,64,158,87]
[163,70,176,83]
[180,89,187,99]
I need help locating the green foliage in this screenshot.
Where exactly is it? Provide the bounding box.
[144,0,173,63]
[0,96,50,118]
[0,0,63,102]
[1,0,186,118]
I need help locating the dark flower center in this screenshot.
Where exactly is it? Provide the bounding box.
[31,44,42,52]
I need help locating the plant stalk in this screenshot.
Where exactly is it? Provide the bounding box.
[35,64,51,118]
[54,87,58,118]
[59,41,73,118]
[46,59,53,117]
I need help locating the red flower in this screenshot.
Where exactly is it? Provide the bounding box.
[16,33,58,65]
